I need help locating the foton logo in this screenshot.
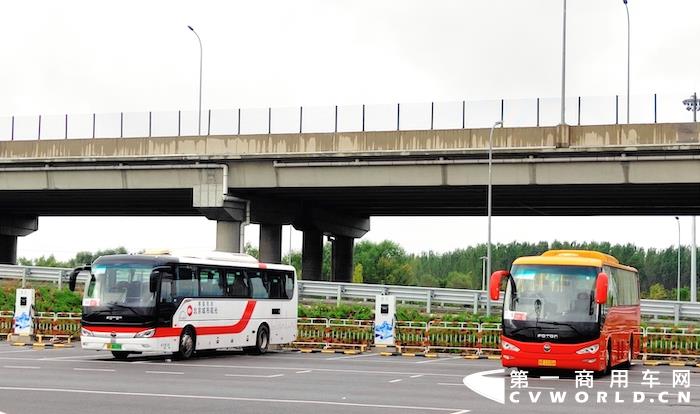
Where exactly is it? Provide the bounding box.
[106,316,122,321]
[537,333,559,339]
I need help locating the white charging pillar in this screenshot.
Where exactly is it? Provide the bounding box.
[13,288,35,336]
[374,295,396,346]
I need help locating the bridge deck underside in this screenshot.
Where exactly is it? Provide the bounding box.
[0,182,699,217]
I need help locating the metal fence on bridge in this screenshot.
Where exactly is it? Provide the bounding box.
[2,93,698,141]
[1,264,699,323]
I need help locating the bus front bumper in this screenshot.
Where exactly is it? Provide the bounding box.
[81,336,178,353]
[500,336,606,371]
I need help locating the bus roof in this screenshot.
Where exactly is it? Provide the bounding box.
[95,250,296,273]
[512,250,637,272]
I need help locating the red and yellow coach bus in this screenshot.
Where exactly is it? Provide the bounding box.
[489,250,640,374]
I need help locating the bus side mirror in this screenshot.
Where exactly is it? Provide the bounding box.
[149,272,160,293]
[595,272,608,304]
[490,270,510,301]
[68,265,90,291]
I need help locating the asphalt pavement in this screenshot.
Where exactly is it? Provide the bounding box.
[0,344,697,414]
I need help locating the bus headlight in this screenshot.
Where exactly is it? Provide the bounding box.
[502,341,520,352]
[134,328,156,338]
[576,344,599,354]
[81,328,94,337]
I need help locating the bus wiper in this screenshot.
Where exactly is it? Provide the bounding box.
[107,302,141,316]
[535,320,582,336]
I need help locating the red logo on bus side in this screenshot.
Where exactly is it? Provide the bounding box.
[186,305,193,316]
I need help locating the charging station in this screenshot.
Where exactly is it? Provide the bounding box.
[374,295,396,346]
[12,288,35,340]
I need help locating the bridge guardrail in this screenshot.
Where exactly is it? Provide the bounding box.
[3,93,697,141]
[1,264,699,322]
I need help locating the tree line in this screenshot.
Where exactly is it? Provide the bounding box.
[18,241,698,300]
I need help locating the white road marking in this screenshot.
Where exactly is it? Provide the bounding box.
[0,386,470,412]
[0,349,34,354]
[2,365,40,369]
[225,374,284,378]
[389,379,403,383]
[410,374,423,378]
[145,371,184,375]
[73,368,115,372]
[325,353,378,361]
[40,355,105,361]
[296,370,312,374]
[450,410,470,414]
[416,356,463,364]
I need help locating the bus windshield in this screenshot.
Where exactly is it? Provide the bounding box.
[504,264,598,323]
[83,262,157,309]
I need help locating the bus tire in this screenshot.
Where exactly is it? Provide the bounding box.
[111,351,130,360]
[175,326,196,360]
[605,341,613,374]
[621,334,633,369]
[249,324,269,355]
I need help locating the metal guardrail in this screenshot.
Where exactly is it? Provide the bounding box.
[2,93,698,141]
[1,264,699,322]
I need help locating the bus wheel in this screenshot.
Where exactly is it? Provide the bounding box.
[111,351,130,360]
[175,327,196,360]
[621,335,633,369]
[595,341,612,377]
[250,325,269,355]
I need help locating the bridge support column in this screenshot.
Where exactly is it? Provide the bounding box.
[331,236,354,283]
[0,235,17,265]
[216,221,242,253]
[0,215,38,265]
[302,230,323,280]
[259,224,282,263]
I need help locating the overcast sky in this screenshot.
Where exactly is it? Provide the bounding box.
[3,0,700,260]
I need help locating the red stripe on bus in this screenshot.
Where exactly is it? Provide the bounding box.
[258,263,268,269]
[195,300,257,335]
[82,300,258,337]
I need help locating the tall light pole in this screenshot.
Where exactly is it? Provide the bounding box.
[480,256,487,291]
[560,0,567,125]
[623,0,630,124]
[692,216,697,302]
[188,25,203,136]
[676,217,681,302]
[486,120,503,317]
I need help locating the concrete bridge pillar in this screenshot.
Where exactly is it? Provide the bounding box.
[259,224,282,263]
[216,221,242,253]
[331,236,354,283]
[0,215,38,265]
[302,230,323,280]
[0,235,17,265]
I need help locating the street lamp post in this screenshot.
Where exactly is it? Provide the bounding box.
[486,120,503,317]
[188,25,203,136]
[560,0,567,125]
[676,217,681,302]
[623,0,630,124]
[480,256,487,291]
[683,93,699,122]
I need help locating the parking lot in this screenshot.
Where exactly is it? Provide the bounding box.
[0,344,697,413]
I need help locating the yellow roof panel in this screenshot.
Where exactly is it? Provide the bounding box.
[512,250,637,272]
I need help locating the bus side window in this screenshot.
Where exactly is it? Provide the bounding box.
[284,272,294,299]
[160,273,174,304]
[246,270,269,299]
[199,268,225,297]
[174,266,198,298]
[267,271,285,299]
[226,269,250,298]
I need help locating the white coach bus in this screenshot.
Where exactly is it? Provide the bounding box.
[68,251,298,360]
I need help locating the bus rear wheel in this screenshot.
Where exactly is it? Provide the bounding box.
[111,351,130,360]
[175,327,196,360]
[621,335,633,369]
[246,325,269,355]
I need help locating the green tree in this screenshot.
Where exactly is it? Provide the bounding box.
[445,271,473,289]
[352,263,364,283]
[648,283,668,299]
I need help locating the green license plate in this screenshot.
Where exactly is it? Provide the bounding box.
[105,343,122,350]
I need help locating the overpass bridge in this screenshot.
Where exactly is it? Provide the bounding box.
[1,121,699,281]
